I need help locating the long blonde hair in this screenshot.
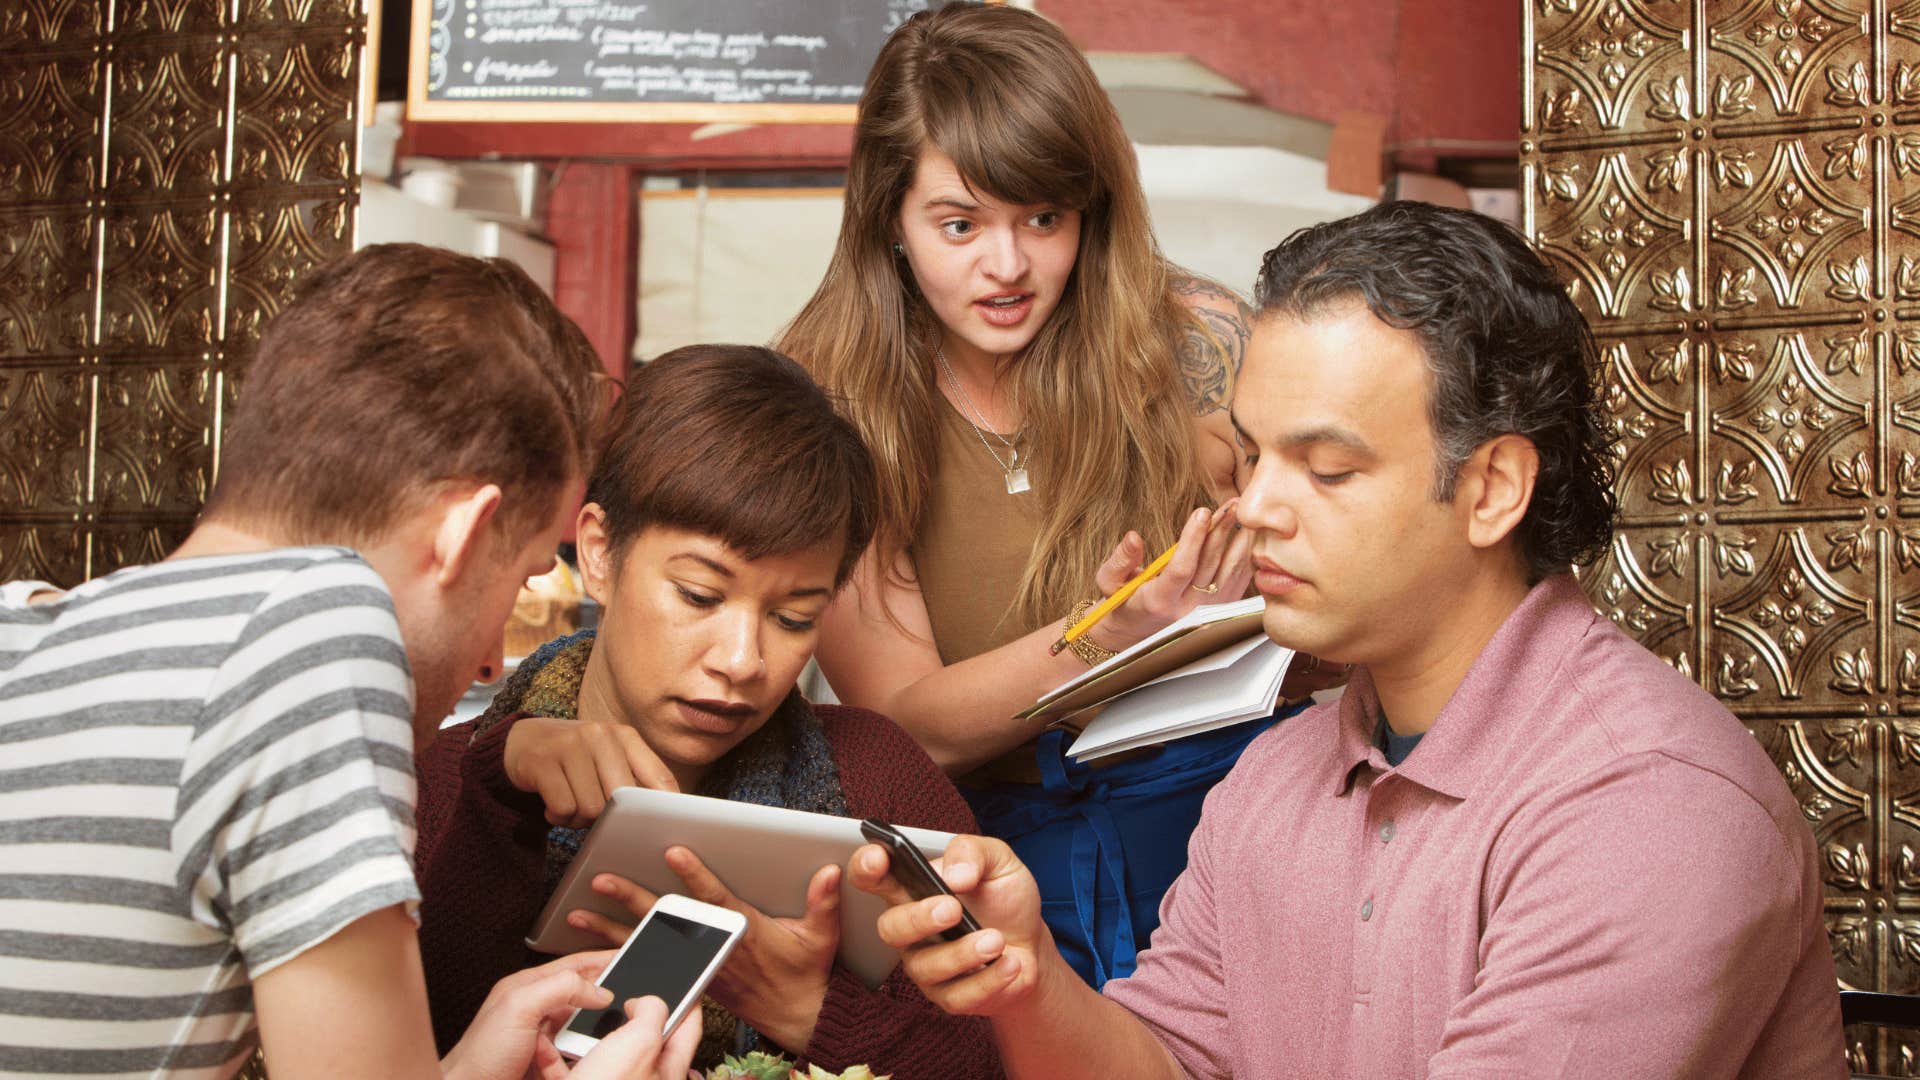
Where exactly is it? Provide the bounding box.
[778,2,1212,632]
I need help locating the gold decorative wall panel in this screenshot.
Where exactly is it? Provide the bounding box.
[1523,0,1920,1070]
[0,0,363,586]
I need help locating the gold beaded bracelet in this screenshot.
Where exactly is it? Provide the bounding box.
[1062,599,1118,667]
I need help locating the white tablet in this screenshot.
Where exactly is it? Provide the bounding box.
[525,786,956,989]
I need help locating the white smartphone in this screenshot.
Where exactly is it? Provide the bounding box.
[551,893,747,1059]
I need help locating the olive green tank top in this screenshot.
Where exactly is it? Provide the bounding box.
[910,395,1045,665]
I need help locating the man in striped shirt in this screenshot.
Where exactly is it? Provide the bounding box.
[0,245,697,1079]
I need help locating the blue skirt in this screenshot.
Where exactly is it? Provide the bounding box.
[960,703,1306,989]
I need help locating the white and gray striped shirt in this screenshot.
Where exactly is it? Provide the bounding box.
[0,548,420,1078]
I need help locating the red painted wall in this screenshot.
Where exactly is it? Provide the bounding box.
[545,164,637,378]
[1042,0,1403,137]
[1038,0,1521,153]
[1390,0,1521,157]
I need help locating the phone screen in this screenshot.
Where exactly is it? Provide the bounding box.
[564,911,733,1040]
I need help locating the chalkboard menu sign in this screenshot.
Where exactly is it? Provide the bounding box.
[407,0,986,123]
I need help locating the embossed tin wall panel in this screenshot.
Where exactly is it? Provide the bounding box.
[0,0,362,584]
[1524,0,1920,1071]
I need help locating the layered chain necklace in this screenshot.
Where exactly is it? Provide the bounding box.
[935,349,1030,495]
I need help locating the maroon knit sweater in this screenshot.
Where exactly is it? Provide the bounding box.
[414,704,1004,1078]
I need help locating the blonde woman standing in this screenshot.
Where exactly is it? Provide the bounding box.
[780,2,1331,989]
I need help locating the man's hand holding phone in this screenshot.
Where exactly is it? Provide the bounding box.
[535,996,702,1080]
[552,894,742,1064]
[439,951,701,1080]
[847,832,1052,1018]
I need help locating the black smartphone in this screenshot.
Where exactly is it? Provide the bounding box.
[860,818,985,943]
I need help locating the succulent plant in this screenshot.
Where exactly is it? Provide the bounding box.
[706,1052,793,1080]
[704,1051,890,1080]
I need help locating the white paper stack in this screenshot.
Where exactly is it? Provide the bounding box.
[1064,634,1295,762]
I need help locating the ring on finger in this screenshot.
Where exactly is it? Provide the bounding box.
[1190,581,1220,594]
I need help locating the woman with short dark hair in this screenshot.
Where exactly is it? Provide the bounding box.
[412,345,1001,1077]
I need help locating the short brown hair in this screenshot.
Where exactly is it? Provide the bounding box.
[587,345,877,587]
[204,243,609,544]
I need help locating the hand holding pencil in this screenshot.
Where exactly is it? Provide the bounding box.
[1052,500,1254,657]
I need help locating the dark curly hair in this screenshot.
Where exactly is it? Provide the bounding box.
[1252,201,1616,582]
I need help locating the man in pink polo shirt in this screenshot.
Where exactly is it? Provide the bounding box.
[851,201,1848,1078]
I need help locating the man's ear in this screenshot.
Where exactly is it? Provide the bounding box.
[575,503,614,605]
[432,483,503,588]
[1455,434,1539,552]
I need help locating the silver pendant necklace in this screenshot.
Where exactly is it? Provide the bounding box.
[935,349,1030,494]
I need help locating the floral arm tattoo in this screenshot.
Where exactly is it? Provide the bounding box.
[1171,275,1254,416]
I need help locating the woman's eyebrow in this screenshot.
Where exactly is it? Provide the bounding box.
[670,552,834,598]
[668,552,734,577]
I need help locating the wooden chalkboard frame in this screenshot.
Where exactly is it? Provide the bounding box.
[406,0,1001,124]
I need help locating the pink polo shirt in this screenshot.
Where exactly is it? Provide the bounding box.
[1103,575,1846,1078]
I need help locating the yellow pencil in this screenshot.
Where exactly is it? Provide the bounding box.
[1048,542,1180,656]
